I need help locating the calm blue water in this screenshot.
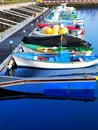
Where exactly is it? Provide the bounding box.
[0,7,98,130]
[78,8,98,55]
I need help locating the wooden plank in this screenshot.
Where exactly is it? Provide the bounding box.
[31,5,44,10]
[10,9,31,17]
[20,7,34,14]
[6,9,30,18]
[15,8,33,15]
[26,6,43,12]
[0,17,18,24]
[0,21,13,27]
[3,10,26,19]
[28,6,43,12]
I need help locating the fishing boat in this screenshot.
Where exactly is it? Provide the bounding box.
[55,3,76,14]
[22,34,91,48]
[44,10,84,26]
[0,75,96,100]
[21,42,93,56]
[12,50,98,69]
[34,23,85,37]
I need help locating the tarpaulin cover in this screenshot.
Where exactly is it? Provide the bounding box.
[22,34,91,48]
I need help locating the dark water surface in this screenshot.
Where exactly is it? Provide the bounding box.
[0,7,98,130]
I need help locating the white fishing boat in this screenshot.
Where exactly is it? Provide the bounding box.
[21,34,92,55]
[32,22,85,38]
[12,50,98,69]
[44,9,84,26]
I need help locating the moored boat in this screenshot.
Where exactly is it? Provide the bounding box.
[45,10,84,26]
[12,50,98,69]
[21,42,93,56]
[0,75,96,100]
[34,23,85,37]
[22,34,91,48]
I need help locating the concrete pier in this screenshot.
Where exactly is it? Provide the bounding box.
[0,3,51,68]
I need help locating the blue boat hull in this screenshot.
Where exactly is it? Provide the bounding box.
[0,77,96,100]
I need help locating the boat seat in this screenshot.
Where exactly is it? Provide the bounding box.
[79,58,84,62]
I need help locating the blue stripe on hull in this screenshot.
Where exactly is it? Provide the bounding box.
[44,89,94,99]
[44,89,69,96]
[44,81,95,90]
[44,81,95,97]
[44,82,69,89]
[70,89,94,98]
[70,81,95,89]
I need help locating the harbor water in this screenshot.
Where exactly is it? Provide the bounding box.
[0,7,98,130]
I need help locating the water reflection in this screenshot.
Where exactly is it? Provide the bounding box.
[0,87,96,102]
[1,65,98,77]
[77,7,98,18]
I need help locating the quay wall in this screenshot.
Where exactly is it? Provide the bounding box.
[40,0,98,7]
